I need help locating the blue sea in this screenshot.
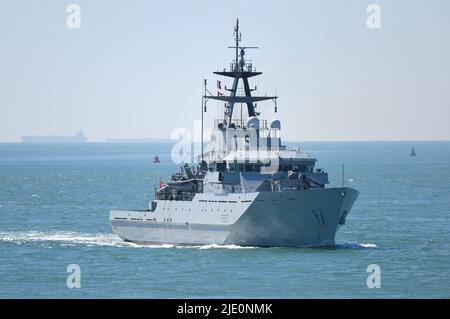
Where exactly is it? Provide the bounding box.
[0,142,449,298]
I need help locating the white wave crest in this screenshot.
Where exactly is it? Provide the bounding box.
[359,243,377,248]
[336,242,378,249]
[197,244,256,250]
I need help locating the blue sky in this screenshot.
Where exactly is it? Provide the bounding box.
[0,0,449,142]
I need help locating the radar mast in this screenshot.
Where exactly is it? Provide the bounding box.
[204,19,278,128]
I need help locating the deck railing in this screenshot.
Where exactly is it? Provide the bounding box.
[155,192,195,201]
[214,119,268,129]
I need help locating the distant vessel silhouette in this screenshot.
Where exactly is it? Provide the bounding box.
[410,146,416,157]
[153,155,160,163]
[21,130,87,143]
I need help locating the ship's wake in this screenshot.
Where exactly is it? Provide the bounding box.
[0,231,376,250]
[0,231,255,249]
[0,231,143,248]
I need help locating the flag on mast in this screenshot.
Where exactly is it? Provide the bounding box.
[217,80,223,96]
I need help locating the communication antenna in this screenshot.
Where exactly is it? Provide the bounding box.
[201,79,207,164]
[227,19,258,71]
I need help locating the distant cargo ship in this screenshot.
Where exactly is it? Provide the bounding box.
[21,130,88,143]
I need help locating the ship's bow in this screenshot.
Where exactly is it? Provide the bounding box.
[224,187,359,247]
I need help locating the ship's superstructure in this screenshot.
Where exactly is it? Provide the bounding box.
[110,20,359,247]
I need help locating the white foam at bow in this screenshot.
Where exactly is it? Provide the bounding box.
[198,244,256,250]
[337,242,378,249]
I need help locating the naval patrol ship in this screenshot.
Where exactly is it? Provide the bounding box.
[110,20,359,247]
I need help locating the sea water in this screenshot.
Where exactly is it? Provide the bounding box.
[0,142,449,298]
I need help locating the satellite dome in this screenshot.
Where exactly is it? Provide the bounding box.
[246,116,260,129]
[270,119,281,130]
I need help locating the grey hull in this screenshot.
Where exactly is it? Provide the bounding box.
[110,221,230,246]
[110,187,358,247]
[225,187,359,247]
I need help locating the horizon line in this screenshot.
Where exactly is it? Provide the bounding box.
[1,138,450,144]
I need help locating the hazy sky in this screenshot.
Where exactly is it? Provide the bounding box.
[1,0,449,142]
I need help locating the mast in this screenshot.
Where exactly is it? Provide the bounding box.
[201,80,205,163]
[204,19,277,128]
[234,19,240,72]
